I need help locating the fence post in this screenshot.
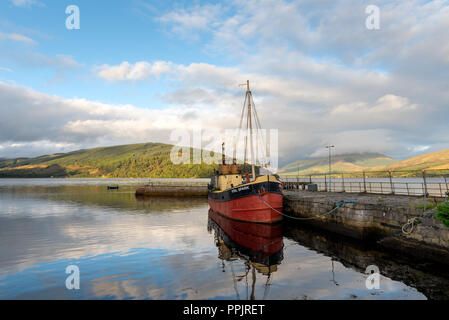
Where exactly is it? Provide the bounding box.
[363,171,367,193]
[342,174,345,192]
[445,176,448,193]
[423,170,428,197]
[388,171,395,195]
[406,183,410,196]
[309,175,312,184]
[324,174,328,192]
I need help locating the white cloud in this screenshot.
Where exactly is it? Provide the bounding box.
[0,81,237,158]
[96,61,173,81]
[148,0,449,162]
[0,67,13,72]
[3,49,448,164]
[157,4,224,39]
[9,0,44,8]
[10,53,81,69]
[0,141,78,158]
[0,32,37,45]
[3,0,449,163]
[331,95,420,126]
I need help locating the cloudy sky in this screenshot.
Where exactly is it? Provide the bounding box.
[0,0,448,165]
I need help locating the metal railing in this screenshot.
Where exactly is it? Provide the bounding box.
[280,169,449,198]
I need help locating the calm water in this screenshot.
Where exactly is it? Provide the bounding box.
[1,178,448,300]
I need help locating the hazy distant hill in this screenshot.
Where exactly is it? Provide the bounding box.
[278,153,399,175]
[386,149,449,172]
[0,143,221,178]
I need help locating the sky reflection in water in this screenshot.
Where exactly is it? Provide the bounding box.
[0,179,429,299]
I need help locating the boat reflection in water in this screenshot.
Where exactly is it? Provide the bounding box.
[207,208,284,299]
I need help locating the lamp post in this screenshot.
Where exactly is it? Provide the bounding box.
[297,163,299,191]
[326,145,335,192]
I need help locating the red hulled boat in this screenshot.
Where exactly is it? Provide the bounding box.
[207,81,283,224]
[207,208,284,272]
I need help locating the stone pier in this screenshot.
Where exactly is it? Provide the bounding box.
[282,190,449,265]
[136,178,209,197]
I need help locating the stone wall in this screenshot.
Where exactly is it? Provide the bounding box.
[136,184,208,197]
[283,191,449,265]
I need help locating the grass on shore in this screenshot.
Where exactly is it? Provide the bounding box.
[435,202,449,227]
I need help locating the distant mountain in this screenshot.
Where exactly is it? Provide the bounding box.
[2,144,448,178]
[386,149,449,171]
[0,143,221,178]
[278,153,398,175]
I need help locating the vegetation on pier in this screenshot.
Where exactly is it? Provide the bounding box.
[436,202,449,227]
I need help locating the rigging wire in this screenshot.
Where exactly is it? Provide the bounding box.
[250,94,268,167]
[235,82,270,169]
[235,94,248,164]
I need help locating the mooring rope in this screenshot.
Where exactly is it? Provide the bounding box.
[256,191,422,235]
[378,216,422,240]
[254,192,357,221]
[401,217,420,235]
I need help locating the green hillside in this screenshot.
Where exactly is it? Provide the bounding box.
[386,149,449,172]
[0,143,221,178]
[3,144,448,178]
[279,153,398,176]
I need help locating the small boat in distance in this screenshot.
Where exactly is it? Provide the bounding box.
[207,81,283,224]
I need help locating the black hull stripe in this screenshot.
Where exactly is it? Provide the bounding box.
[208,181,282,202]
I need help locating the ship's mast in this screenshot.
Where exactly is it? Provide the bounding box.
[222,142,226,165]
[247,80,256,181]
